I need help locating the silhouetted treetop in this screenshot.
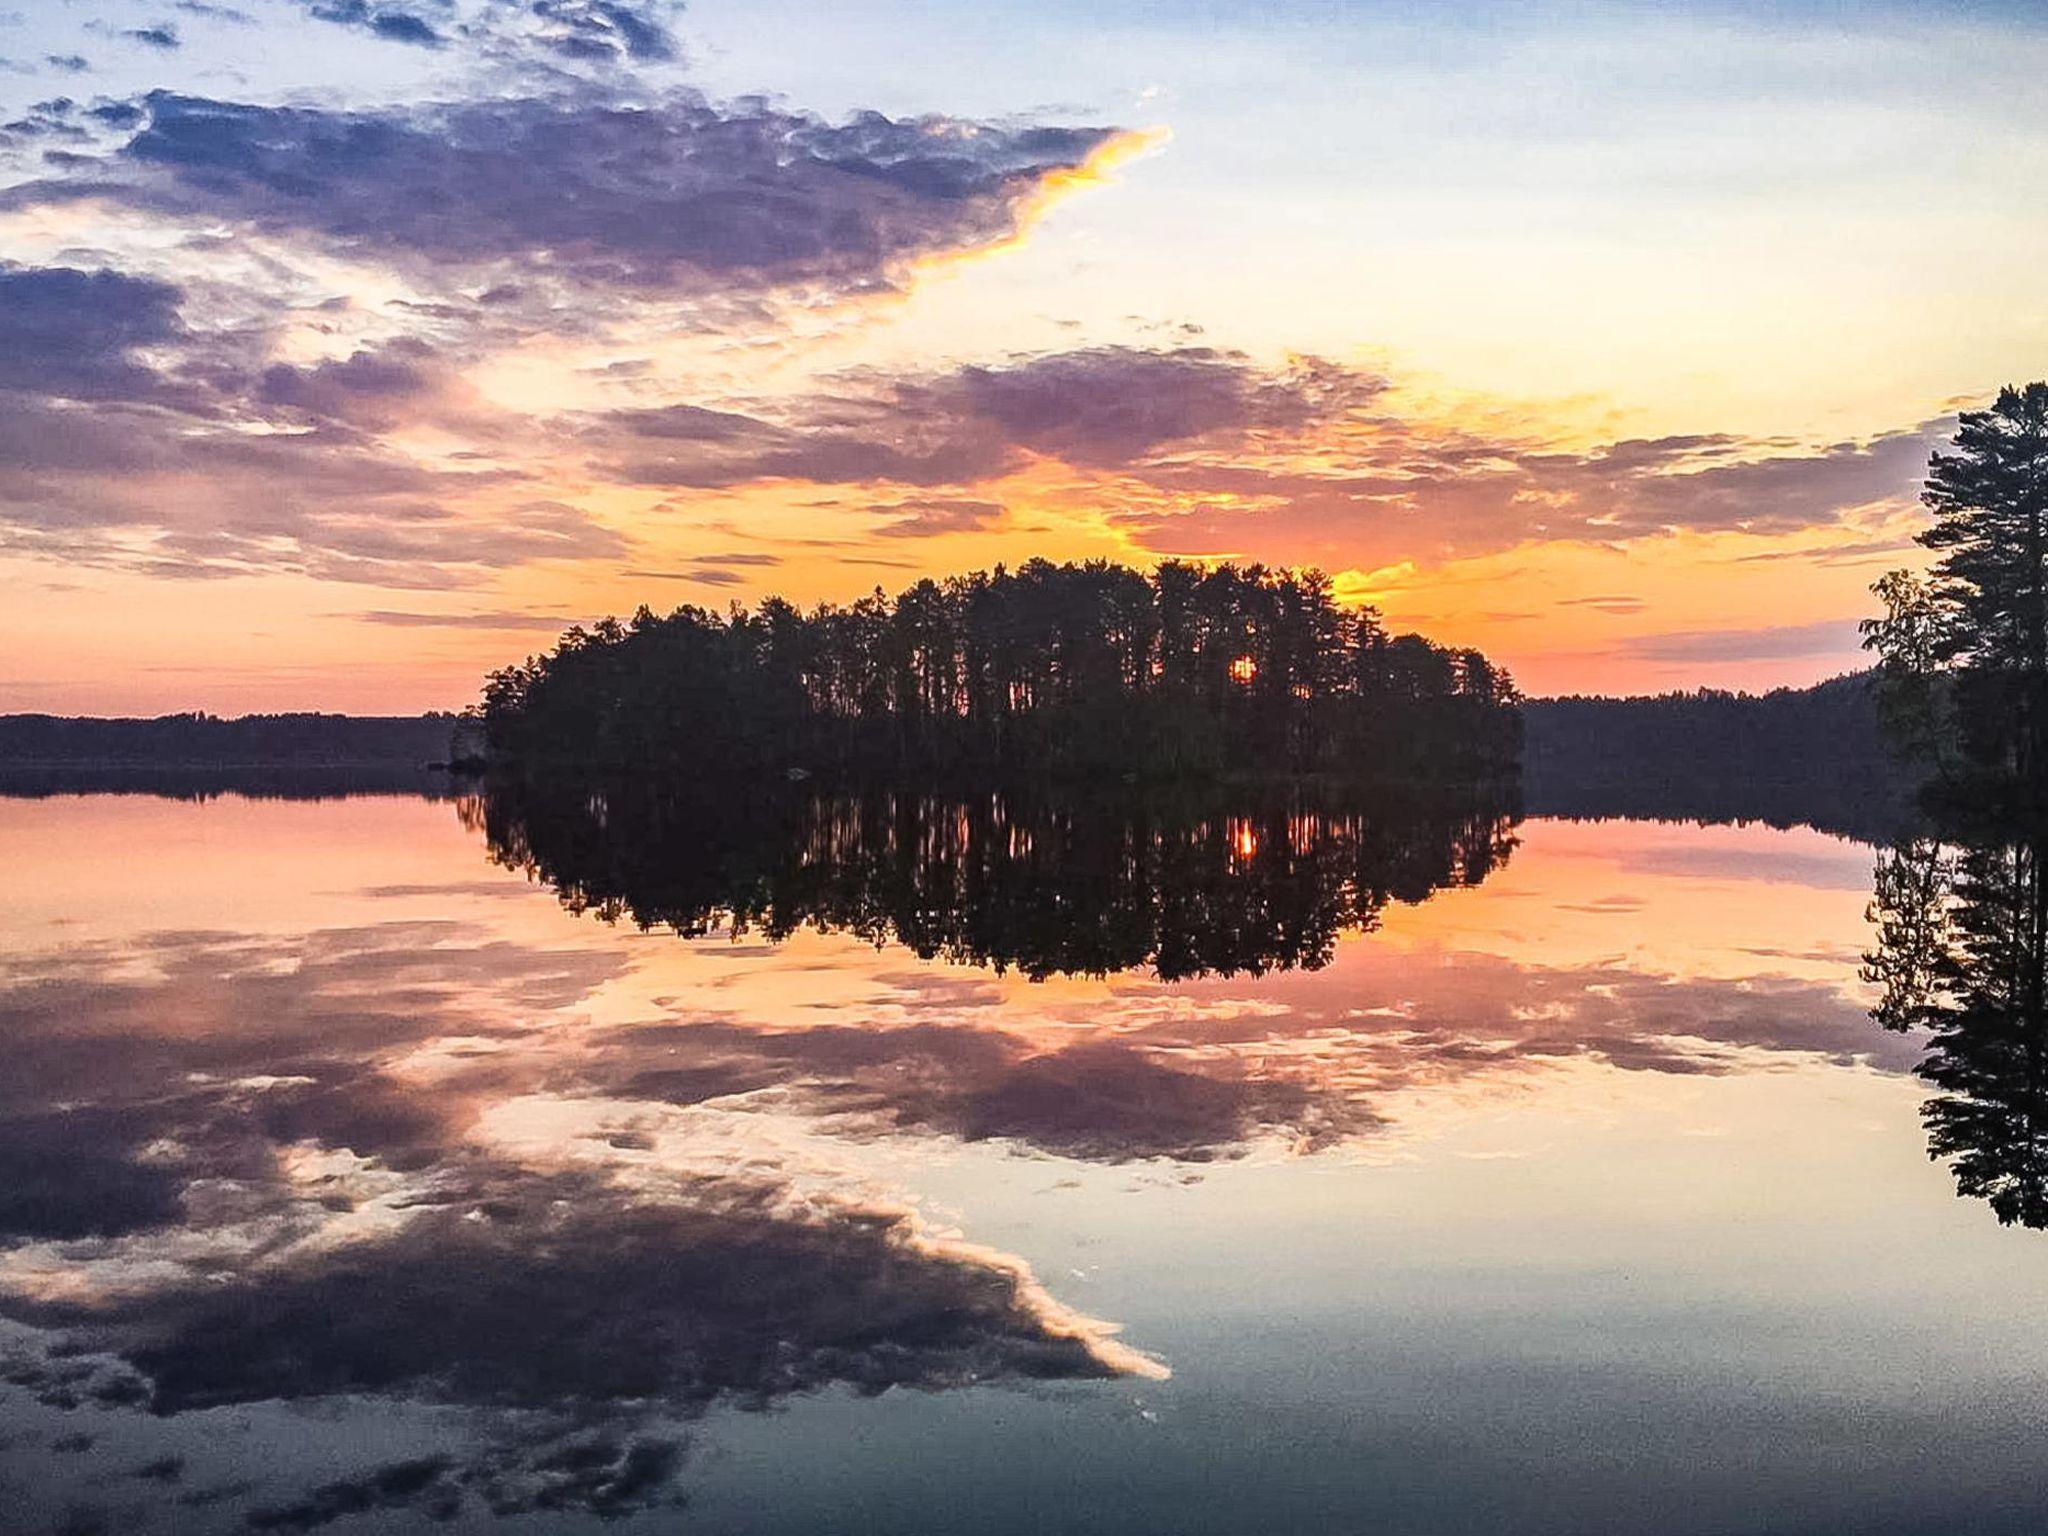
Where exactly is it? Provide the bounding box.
[479,560,1520,783]
[1864,382,2048,809]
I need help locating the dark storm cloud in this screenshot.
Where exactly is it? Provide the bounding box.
[18,91,1119,297]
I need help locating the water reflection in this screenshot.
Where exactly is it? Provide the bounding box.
[0,916,1158,1527]
[474,780,1520,980]
[0,790,2010,1533]
[1868,815,2048,1226]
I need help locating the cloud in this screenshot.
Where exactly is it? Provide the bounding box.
[0,273,625,587]
[0,917,1160,1517]
[121,23,182,49]
[935,346,1376,468]
[174,0,254,20]
[291,0,683,64]
[873,497,1007,538]
[1117,415,1946,569]
[1622,618,1863,663]
[303,1,447,47]
[0,60,1131,598]
[605,1018,1380,1161]
[601,346,1380,489]
[21,91,1124,300]
[583,343,1937,569]
[255,342,438,428]
[352,608,578,629]
[1557,594,1646,616]
[21,1169,1150,1412]
[528,0,682,63]
[0,264,184,401]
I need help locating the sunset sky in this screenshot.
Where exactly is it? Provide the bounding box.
[2,0,2043,713]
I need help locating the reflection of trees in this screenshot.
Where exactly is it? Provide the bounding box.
[1867,820,2048,1226]
[471,780,1520,981]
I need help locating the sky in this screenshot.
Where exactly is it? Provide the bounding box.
[0,0,2043,712]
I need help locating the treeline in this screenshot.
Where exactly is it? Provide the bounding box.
[481,560,1522,783]
[0,712,464,767]
[1521,673,1916,841]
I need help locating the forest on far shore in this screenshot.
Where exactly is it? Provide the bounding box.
[479,560,1522,784]
[0,711,462,767]
[1520,672,1912,839]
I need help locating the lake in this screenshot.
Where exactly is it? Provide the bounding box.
[2,783,2045,1534]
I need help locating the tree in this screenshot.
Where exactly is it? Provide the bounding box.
[475,561,1521,785]
[1866,829,2048,1227]
[1871,383,2048,797]
[1859,568,1949,766]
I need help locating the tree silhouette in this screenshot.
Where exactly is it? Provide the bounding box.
[1867,823,2048,1226]
[1865,382,2048,805]
[478,560,1521,784]
[473,779,1520,982]
[1861,387,2048,1224]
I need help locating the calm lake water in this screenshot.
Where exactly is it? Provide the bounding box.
[2,785,2045,1534]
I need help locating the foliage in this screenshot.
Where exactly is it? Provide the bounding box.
[1864,382,2048,804]
[479,560,1521,783]
[1866,828,2048,1227]
[1521,673,1913,841]
[473,778,1519,982]
[1860,392,2048,1225]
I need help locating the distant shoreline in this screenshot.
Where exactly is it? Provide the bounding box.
[1,673,1915,841]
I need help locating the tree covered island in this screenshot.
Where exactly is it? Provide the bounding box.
[479,560,1521,783]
